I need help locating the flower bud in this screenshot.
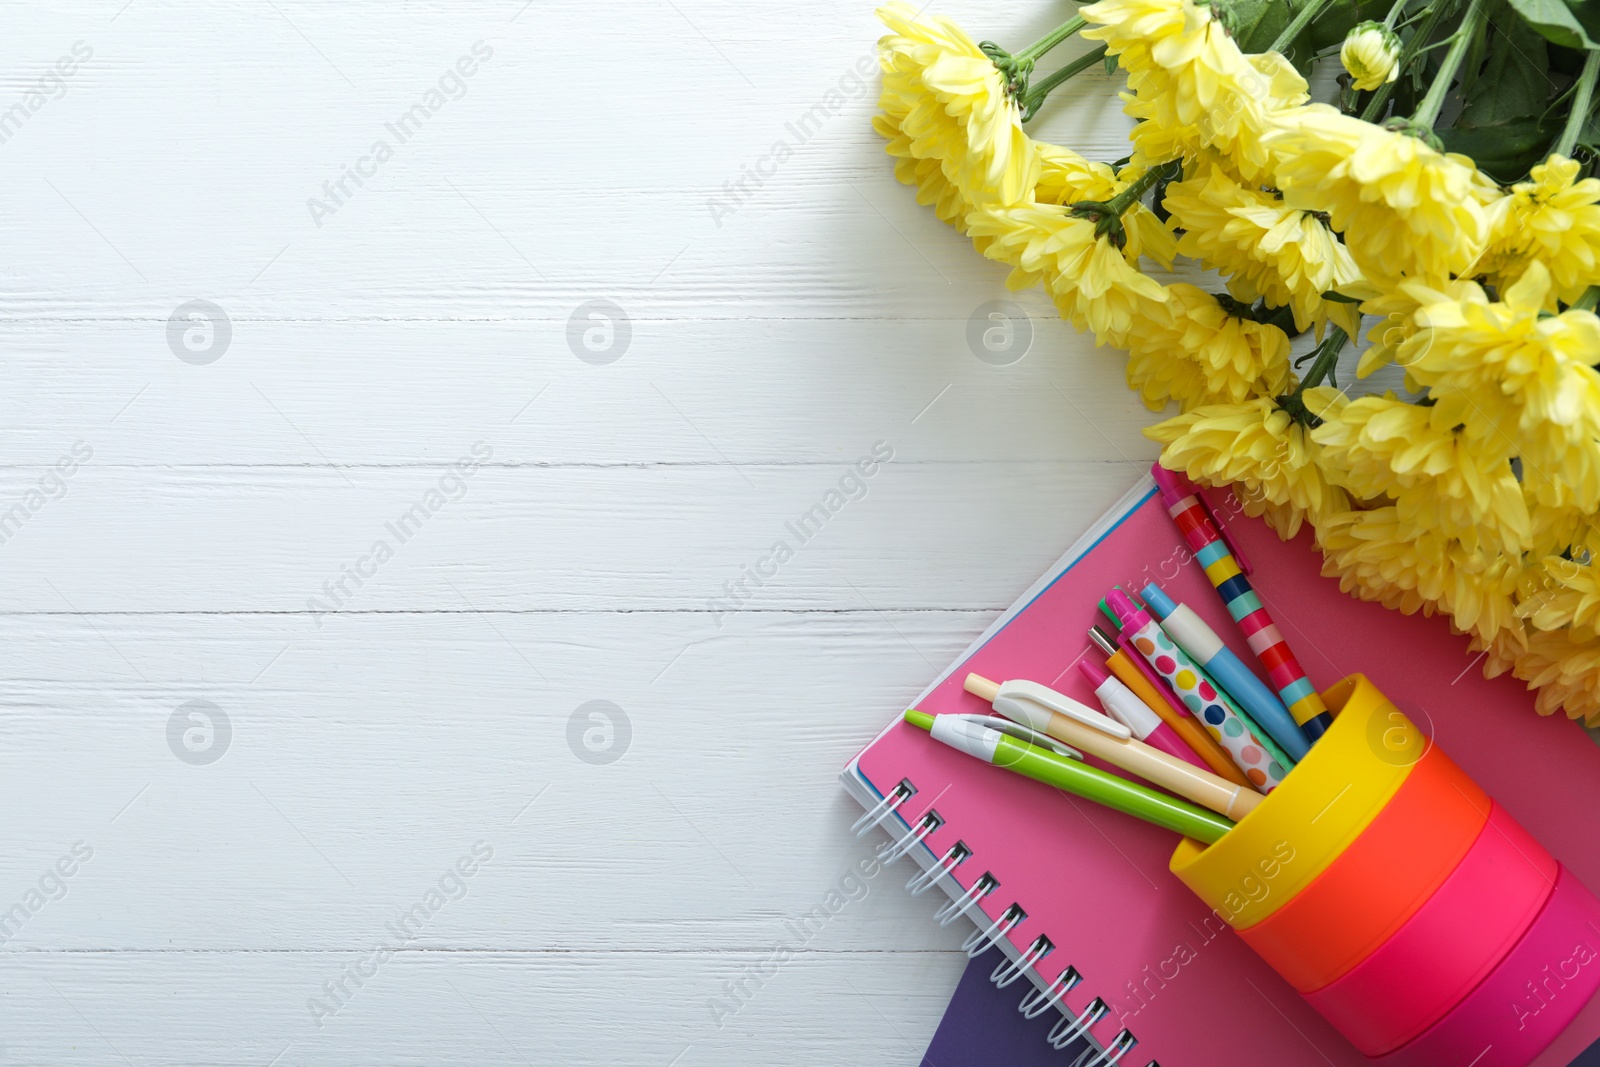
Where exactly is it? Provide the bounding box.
[1341,22,1401,93]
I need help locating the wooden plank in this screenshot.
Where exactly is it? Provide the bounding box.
[0,949,963,1065]
[0,461,1150,611]
[0,3,1145,321]
[0,317,1163,465]
[0,609,987,948]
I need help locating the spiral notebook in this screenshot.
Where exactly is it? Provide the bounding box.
[841,476,1600,1066]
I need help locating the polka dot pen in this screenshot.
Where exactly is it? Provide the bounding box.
[1106,588,1289,793]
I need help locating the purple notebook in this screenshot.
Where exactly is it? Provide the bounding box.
[922,954,1094,1066]
[924,958,1600,1067]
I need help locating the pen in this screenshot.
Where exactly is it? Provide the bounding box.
[964,673,1261,820]
[1150,464,1333,743]
[1088,626,1250,789]
[1076,657,1212,771]
[1106,588,1288,793]
[903,709,1235,843]
[1139,584,1311,762]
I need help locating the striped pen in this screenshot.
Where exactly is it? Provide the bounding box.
[1150,464,1334,744]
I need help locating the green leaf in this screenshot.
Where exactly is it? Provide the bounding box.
[1230,0,1294,53]
[1437,113,1560,181]
[1507,0,1599,50]
[1568,0,1600,42]
[1308,0,1389,51]
[1458,17,1551,125]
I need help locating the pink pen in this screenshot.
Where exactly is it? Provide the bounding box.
[1077,659,1210,771]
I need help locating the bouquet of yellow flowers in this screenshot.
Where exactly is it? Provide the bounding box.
[875,0,1600,723]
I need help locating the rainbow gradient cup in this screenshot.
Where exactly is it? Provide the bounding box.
[1170,674,1600,1066]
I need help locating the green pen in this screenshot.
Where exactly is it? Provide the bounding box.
[904,709,1235,844]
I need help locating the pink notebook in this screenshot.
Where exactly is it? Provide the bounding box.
[841,478,1600,1066]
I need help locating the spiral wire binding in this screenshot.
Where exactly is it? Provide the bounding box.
[1019,966,1080,1018]
[962,903,1025,959]
[1071,1029,1137,1066]
[992,934,1052,988]
[1049,997,1108,1050]
[906,841,968,895]
[934,871,995,926]
[860,774,1154,1064]
[877,810,941,865]
[852,780,913,838]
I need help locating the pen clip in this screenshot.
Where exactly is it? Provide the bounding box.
[994,680,1133,741]
[952,715,1084,761]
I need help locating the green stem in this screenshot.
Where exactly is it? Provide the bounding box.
[1383,0,1410,28]
[1555,49,1600,158]
[1271,0,1339,54]
[1301,327,1349,389]
[1359,0,1452,122]
[1016,15,1087,64]
[1574,286,1600,313]
[1021,44,1110,120]
[1409,0,1488,128]
[1105,159,1178,216]
[1280,328,1349,425]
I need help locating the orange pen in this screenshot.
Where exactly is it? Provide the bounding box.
[1089,626,1251,790]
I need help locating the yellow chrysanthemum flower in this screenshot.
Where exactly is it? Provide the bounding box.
[1146,395,1348,538]
[873,114,969,230]
[967,203,1170,346]
[1524,502,1600,560]
[1316,507,1522,646]
[1310,391,1529,554]
[1477,155,1600,305]
[1339,22,1400,93]
[1506,628,1600,723]
[876,3,1038,213]
[1125,284,1293,410]
[1078,0,1209,77]
[1398,263,1600,511]
[1081,0,1307,182]
[1353,276,1474,378]
[1031,148,1178,270]
[1266,105,1497,282]
[1518,556,1600,640]
[1163,162,1363,336]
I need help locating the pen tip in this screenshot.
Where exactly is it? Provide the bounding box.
[904,709,935,731]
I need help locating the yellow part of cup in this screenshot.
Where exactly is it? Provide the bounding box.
[1170,674,1423,930]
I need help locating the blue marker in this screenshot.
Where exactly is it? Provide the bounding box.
[1140,584,1311,763]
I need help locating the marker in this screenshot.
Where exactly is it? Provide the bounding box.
[1106,588,1288,793]
[964,673,1261,820]
[1140,584,1311,762]
[1076,657,1211,771]
[1088,626,1250,790]
[904,709,1235,843]
[1150,464,1333,742]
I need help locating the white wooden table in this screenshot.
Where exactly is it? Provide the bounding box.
[0,2,1167,1063]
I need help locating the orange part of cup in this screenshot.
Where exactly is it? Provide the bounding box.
[1238,741,1490,992]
